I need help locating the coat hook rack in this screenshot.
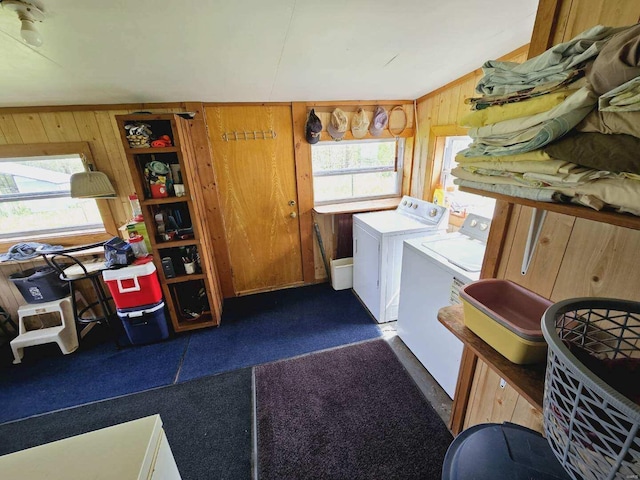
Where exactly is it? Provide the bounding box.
[222,130,277,142]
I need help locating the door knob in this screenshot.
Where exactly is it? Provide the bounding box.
[288,200,296,206]
[290,212,297,218]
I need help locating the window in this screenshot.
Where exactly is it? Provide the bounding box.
[438,135,495,219]
[312,138,403,204]
[0,152,105,240]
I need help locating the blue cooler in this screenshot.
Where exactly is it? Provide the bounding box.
[117,301,169,345]
[442,423,571,480]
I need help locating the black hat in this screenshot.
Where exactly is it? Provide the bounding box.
[305,109,322,144]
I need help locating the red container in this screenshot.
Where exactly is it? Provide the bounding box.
[102,262,163,309]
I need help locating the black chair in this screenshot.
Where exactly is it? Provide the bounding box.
[39,241,120,347]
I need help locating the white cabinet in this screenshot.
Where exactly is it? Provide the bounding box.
[0,415,181,479]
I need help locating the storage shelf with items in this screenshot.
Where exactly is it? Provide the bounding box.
[116,114,222,333]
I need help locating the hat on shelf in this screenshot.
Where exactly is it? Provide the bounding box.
[305,109,323,144]
[369,106,388,136]
[351,108,370,139]
[327,108,348,141]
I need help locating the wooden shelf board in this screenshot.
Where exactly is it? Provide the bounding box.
[164,273,206,284]
[459,186,640,231]
[438,304,545,411]
[141,197,189,206]
[313,197,401,215]
[125,146,179,154]
[152,239,200,249]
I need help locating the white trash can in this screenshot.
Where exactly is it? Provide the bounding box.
[330,257,353,290]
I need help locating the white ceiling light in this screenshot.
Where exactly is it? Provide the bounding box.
[2,1,45,47]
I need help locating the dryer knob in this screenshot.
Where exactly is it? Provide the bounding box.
[429,208,438,217]
[470,219,478,227]
[402,200,407,205]
[412,204,418,209]
[479,223,488,231]
[407,202,413,207]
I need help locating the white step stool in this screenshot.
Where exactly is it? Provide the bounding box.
[10,296,78,364]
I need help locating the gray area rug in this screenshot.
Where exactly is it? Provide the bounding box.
[255,339,454,479]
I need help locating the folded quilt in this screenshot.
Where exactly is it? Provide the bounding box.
[576,109,640,138]
[455,150,553,164]
[475,25,626,96]
[544,131,640,174]
[587,23,640,96]
[599,75,640,111]
[556,178,640,215]
[453,178,564,203]
[457,159,577,175]
[460,88,578,127]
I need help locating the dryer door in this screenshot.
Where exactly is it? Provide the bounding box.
[353,222,381,321]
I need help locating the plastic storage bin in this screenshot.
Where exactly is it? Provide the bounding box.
[9,267,70,304]
[460,279,552,364]
[442,422,571,479]
[330,257,353,290]
[102,262,163,309]
[117,301,169,345]
[542,298,640,480]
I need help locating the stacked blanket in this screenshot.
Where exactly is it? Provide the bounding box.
[454,23,640,216]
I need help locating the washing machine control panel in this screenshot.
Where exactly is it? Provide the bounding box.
[397,196,447,227]
[459,213,492,242]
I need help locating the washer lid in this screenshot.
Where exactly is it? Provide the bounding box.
[422,237,486,272]
[354,210,440,234]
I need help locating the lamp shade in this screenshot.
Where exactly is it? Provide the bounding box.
[70,171,117,198]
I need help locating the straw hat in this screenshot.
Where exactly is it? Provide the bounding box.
[351,108,370,139]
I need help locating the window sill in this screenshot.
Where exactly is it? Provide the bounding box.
[313,197,402,215]
[0,230,112,258]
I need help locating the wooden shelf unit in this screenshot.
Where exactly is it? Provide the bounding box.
[116,114,222,332]
[460,186,640,231]
[438,305,545,434]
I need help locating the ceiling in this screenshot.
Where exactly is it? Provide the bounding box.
[0,0,539,107]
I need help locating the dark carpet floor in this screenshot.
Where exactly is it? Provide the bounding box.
[255,339,454,480]
[0,283,381,423]
[0,368,253,480]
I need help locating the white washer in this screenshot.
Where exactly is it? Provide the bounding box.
[397,213,491,398]
[352,196,448,324]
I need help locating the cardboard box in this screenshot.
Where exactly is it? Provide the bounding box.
[119,221,152,252]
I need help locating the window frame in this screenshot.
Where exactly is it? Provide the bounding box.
[0,142,115,250]
[311,137,404,206]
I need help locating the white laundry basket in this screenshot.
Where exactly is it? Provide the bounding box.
[541,298,640,480]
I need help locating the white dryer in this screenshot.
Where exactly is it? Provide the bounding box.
[397,213,491,398]
[352,196,448,324]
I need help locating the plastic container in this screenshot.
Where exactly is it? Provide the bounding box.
[542,298,640,480]
[442,423,571,479]
[9,267,70,304]
[102,262,163,309]
[128,234,148,258]
[330,257,353,290]
[117,301,169,345]
[460,279,551,364]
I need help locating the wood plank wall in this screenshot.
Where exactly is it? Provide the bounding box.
[291,101,415,282]
[0,105,184,321]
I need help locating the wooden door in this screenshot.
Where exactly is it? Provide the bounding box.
[206,105,303,295]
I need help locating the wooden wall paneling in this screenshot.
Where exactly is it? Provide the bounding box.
[402,136,414,196]
[183,102,234,299]
[551,220,640,302]
[291,102,317,285]
[510,396,544,433]
[528,0,563,56]
[463,360,544,434]
[500,210,575,298]
[559,0,640,43]
[94,110,137,230]
[11,113,48,143]
[40,112,82,142]
[0,115,22,144]
[312,212,334,280]
[449,346,478,434]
